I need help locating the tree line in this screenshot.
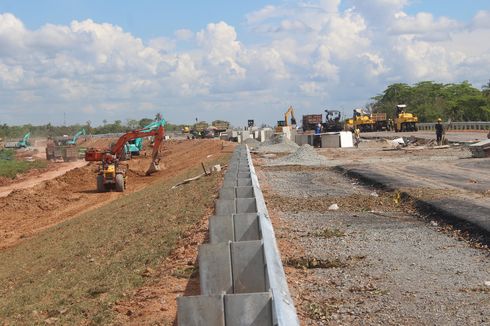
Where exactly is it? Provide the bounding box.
[0,117,188,139]
[370,80,490,122]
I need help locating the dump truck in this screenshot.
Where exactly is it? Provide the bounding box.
[212,120,230,137]
[371,112,389,131]
[302,114,322,132]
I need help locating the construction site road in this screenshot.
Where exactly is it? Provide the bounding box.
[254,142,490,325]
[329,134,490,242]
[0,161,88,198]
[361,130,488,143]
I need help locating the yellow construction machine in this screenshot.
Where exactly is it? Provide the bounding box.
[275,106,297,132]
[351,108,375,132]
[394,104,418,132]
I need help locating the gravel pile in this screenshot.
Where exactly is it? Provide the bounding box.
[256,134,299,153]
[243,137,261,149]
[268,144,329,166]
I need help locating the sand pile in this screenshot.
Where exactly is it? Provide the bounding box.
[256,134,299,153]
[267,144,329,166]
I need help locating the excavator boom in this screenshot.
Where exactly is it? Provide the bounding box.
[85,125,165,175]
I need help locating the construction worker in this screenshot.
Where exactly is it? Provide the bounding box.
[354,126,361,148]
[435,118,443,145]
[314,123,322,148]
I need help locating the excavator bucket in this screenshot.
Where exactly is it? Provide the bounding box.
[146,160,161,175]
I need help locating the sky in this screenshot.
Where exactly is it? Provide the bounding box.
[0,0,489,126]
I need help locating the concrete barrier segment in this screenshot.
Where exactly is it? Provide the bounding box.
[233,213,260,241]
[216,199,236,215]
[231,240,266,293]
[199,242,233,295]
[177,294,225,326]
[224,292,273,326]
[236,198,258,213]
[209,215,235,243]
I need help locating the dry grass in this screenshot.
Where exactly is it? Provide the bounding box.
[0,155,228,325]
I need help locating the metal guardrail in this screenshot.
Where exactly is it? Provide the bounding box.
[417,121,490,131]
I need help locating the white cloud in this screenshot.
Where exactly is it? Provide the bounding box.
[472,10,490,29]
[0,2,490,126]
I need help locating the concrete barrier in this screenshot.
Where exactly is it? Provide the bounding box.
[178,145,299,326]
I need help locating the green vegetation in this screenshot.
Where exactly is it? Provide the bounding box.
[0,114,191,139]
[0,158,227,324]
[0,149,47,179]
[371,80,490,122]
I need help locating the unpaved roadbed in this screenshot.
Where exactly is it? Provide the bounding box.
[257,165,490,325]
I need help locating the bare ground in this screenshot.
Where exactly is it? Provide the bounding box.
[256,164,490,325]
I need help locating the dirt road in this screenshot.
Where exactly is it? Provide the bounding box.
[0,139,228,250]
[0,160,88,197]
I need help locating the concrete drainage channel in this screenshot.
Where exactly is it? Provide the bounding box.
[177,145,299,326]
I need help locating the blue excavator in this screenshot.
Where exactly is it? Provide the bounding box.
[5,132,31,148]
[127,118,166,156]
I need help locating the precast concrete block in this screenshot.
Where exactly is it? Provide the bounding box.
[224,292,273,326]
[237,178,252,187]
[209,215,234,243]
[231,241,266,293]
[199,243,233,294]
[216,199,236,215]
[237,198,257,213]
[219,187,236,200]
[223,179,238,187]
[236,186,254,198]
[224,174,238,183]
[238,172,251,179]
[321,133,340,148]
[234,213,260,241]
[177,294,225,326]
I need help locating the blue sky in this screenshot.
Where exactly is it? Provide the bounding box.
[0,0,489,126]
[0,0,284,41]
[2,1,488,41]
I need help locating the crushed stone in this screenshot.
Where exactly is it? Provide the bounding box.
[267,144,329,166]
[255,134,299,153]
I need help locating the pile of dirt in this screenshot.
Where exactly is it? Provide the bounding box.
[256,134,299,153]
[267,144,329,166]
[82,136,118,149]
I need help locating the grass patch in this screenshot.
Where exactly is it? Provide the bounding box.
[0,155,228,324]
[304,300,341,321]
[171,266,199,279]
[284,256,347,269]
[0,149,47,178]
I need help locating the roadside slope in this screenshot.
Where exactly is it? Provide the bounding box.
[0,143,231,325]
[0,139,225,249]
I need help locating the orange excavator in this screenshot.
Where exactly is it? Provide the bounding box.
[85,125,165,192]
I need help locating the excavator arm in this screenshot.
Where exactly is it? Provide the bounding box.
[85,125,165,175]
[284,106,297,126]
